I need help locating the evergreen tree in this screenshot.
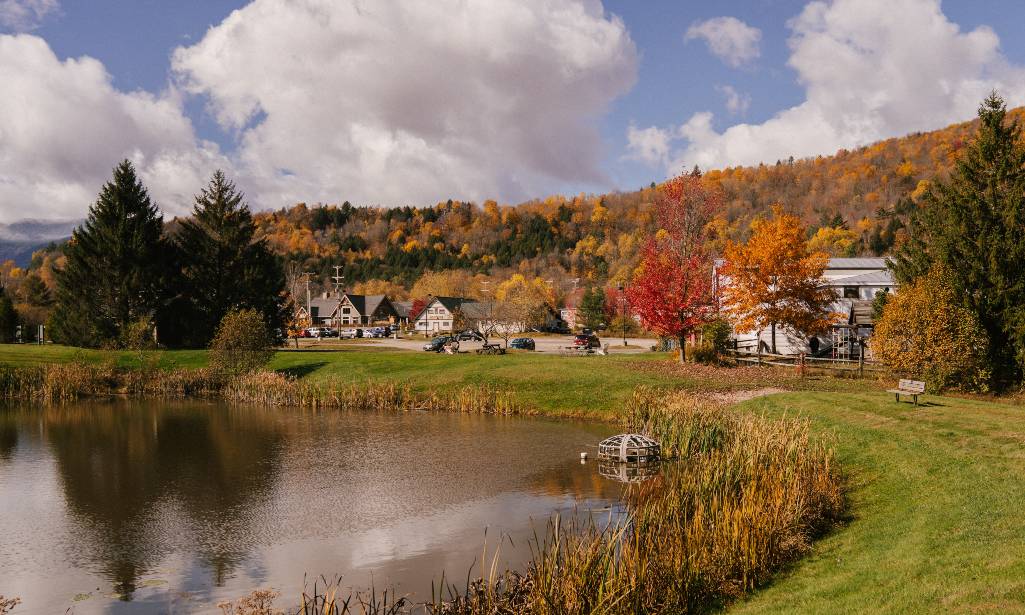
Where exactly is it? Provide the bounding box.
[50,160,170,347]
[171,170,285,347]
[892,93,1025,386]
[577,286,607,330]
[20,273,52,306]
[0,286,16,343]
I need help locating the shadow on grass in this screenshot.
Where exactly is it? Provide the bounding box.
[277,362,328,378]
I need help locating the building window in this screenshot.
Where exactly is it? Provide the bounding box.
[843,286,859,299]
[443,321,450,328]
[342,307,351,314]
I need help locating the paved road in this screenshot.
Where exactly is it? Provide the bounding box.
[296,335,658,354]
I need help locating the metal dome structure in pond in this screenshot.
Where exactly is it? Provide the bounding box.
[597,433,661,463]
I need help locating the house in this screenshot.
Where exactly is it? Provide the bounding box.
[717,257,897,356]
[336,294,398,325]
[412,296,489,334]
[391,300,413,326]
[298,293,398,327]
[298,295,341,325]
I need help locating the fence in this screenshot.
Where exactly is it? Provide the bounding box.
[725,346,886,377]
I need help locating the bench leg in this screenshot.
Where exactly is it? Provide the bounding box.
[913,394,918,406]
[895,392,899,403]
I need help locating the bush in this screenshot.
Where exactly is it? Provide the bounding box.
[209,309,275,376]
[872,266,991,391]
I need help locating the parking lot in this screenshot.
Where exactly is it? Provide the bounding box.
[295,333,657,354]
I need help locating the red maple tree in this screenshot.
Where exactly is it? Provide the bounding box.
[628,174,721,362]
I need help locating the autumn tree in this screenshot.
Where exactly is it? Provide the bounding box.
[873,265,990,391]
[0,285,15,343]
[721,205,836,354]
[50,160,171,347]
[494,274,554,332]
[892,94,1025,387]
[628,174,720,362]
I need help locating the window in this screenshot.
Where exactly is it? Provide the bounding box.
[342,307,351,314]
[843,286,859,299]
[443,321,451,328]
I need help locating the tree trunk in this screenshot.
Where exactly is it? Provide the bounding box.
[770,322,777,355]
[678,335,687,363]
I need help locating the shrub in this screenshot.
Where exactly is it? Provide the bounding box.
[872,266,991,391]
[209,309,275,376]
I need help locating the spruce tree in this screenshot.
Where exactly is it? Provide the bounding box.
[0,286,16,343]
[577,287,607,330]
[893,93,1025,386]
[51,160,170,347]
[171,170,285,347]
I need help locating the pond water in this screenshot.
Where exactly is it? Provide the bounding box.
[0,401,621,613]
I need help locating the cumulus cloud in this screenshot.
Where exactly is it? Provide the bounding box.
[716,84,750,115]
[0,0,57,31]
[685,16,761,68]
[0,34,229,221]
[625,124,671,167]
[171,0,638,210]
[638,0,1025,175]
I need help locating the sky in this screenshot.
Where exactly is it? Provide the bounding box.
[2,0,1025,223]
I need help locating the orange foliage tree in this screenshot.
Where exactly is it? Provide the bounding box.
[721,206,836,354]
[628,175,721,362]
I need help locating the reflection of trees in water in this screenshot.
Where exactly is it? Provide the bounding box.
[39,401,285,599]
[528,461,623,501]
[0,413,16,461]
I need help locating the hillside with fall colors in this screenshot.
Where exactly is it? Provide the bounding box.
[6,105,1023,307]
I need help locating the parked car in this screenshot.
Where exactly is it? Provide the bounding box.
[339,328,358,339]
[305,326,336,338]
[423,336,455,352]
[455,329,484,342]
[573,333,601,349]
[369,327,389,338]
[320,327,339,338]
[509,337,535,350]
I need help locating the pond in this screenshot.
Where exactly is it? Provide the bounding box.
[0,401,622,613]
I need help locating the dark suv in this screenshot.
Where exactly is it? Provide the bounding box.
[423,336,455,352]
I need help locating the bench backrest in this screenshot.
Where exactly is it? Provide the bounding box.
[898,379,926,393]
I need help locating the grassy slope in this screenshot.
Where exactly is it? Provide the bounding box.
[733,392,1025,614]
[4,345,1025,611]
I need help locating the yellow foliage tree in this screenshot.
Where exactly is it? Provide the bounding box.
[807,226,858,257]
[722,206,836,353]
[872,266,990,391]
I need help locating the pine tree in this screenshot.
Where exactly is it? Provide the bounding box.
[577,286,607,330]
[171,170,285,347]
[50,160,170,347]
[0,286,16,343]
[892,93,1025,386]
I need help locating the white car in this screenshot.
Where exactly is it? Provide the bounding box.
[339,328,359,339]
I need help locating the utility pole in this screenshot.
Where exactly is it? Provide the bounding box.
[302,272,314,326]
[331,265,345,328]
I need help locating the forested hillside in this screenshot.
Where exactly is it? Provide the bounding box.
[9,106,1023,304]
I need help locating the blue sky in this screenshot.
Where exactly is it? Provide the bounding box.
[3,0,1025,221]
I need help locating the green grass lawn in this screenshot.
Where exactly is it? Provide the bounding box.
[732,391,1025,614]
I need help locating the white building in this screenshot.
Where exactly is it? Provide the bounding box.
[720,257,896,357]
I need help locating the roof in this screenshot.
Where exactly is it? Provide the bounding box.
[827,257,892,270]
[414,296,489,320]
[828,270,896,285]
[342,293,389,315]
[307,296,339,314]
[392,300,413,318]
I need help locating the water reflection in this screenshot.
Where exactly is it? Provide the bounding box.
[0,402,619,613]
[597,460,662,483]
[38,402,285,598]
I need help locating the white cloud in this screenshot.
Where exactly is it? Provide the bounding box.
[0,0,57,31]
[685,16,761,68]
[0,34,229,221]
[638,0,1025,175]
[171,0,638,210]
[625,124,672,167]
[716,84,750,115]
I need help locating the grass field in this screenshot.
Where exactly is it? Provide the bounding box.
[733,391,1025,614]
[2,344,1023,612]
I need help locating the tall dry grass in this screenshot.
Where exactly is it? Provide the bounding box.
[222,371,521,415]
[0,363,224,404]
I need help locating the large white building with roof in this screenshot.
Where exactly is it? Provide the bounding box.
[719,257,896,357]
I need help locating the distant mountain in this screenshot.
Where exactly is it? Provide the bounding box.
[0,219,79,267]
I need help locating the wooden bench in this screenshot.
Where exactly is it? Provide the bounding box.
[887,379,926,405]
